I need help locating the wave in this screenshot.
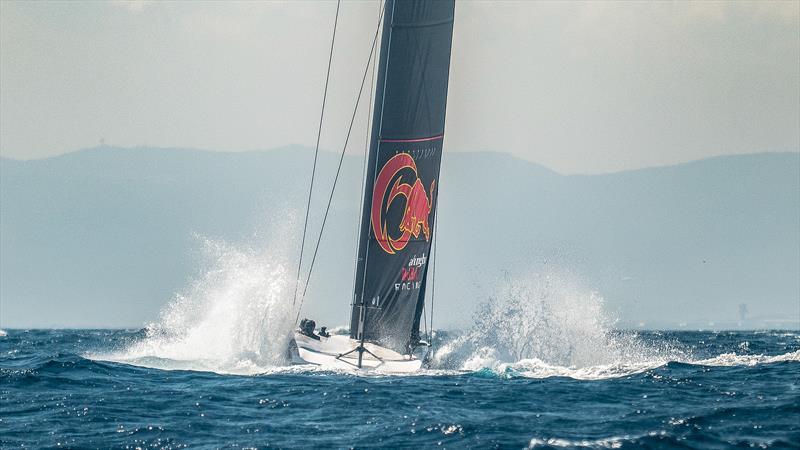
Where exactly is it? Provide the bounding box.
[527,435,641,449]
[11,349,799,385]
[524,433,786,449]
[423,271,799,380]
[89,246,798,378]
[693,349,800,367]
[447,349,800,381]
[91,225,299,375]
[426,270,687,379]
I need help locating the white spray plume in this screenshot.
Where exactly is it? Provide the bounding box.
[101,217,300,375]
[433,270,685,379]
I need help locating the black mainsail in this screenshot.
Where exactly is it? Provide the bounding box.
[350,0,455,354]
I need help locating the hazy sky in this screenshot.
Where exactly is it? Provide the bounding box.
[1,0,798,173]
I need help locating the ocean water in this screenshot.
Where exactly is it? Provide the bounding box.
[1,328,798,449]
[2,238,799,448]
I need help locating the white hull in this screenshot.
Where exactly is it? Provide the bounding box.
[291,332,422,373]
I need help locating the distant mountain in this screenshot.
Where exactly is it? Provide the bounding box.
[1,147,798,329]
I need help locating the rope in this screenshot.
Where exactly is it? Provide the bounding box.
[295,3,386,324]
[292,0,341,307]
[423,300,429,344]
[429,223,438,352]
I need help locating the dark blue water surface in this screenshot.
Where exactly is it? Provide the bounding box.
[1,329,798,449]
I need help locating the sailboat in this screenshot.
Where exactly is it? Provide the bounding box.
[290,0,455,372]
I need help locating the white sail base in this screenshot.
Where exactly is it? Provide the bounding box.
[290,332,423,373]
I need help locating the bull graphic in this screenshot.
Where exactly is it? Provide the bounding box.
[371,153,436,254]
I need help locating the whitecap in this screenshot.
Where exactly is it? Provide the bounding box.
[691,350,800,367]
[528,436,630,449]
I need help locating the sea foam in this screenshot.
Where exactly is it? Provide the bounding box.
[97,226,299,375]
[429,270,798,380]
[431,270,685,379]
[95,242,797,378]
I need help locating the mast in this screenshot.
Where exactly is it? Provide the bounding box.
[350,0,455,354]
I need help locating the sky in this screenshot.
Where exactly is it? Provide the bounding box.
[1,0,798,174]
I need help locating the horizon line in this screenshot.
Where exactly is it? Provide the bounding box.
[1,145,798,177]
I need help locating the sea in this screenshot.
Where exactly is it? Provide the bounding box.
[1,328,798,449]
[2,238,799,449]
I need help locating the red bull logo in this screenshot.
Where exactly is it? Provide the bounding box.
[371,153,435,254]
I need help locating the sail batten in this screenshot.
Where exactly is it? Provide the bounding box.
[350,0,455,353]
[391,18,454,28]
[381,134,443,143]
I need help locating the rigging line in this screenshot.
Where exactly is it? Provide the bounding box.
[295,3,386,324]
[429,222,438,353]
[291,0,341,308]
[422,296,429,344]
